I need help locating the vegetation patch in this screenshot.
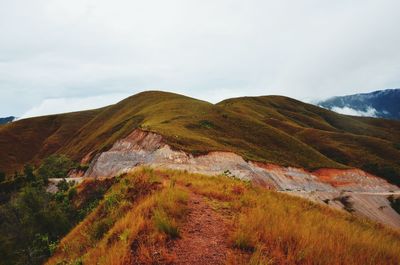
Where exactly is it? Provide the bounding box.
[232,231,256,252]
[0,155,112,265]
[41,169,400,265]
[153,209,180,239]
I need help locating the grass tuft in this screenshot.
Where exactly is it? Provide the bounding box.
[153,209,180,239]
[232,232,256,252]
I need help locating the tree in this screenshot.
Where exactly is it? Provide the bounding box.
[23,164,35,182]
[0,184,71,265]
[56,179,70,193]
[37,155,75,181]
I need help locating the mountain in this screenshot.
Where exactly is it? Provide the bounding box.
[1,91,400,265]
[0,116,15,125]
[0,91,399,184]
[318,89,400,120]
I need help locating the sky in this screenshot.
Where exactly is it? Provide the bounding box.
[1,0,399,118]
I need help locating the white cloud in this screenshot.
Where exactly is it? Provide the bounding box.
[1,0,400,116]
[19,93,130,119]
[330,106,378,117]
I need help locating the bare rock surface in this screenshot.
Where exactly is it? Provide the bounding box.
[288,191,400,228]
[83,129,400,228]
[47,177,84,193]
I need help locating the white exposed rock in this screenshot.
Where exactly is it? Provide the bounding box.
[288,191,400,228]
[83,129,400,228]
[46,177,84,193]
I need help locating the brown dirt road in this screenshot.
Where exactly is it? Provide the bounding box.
[168,193,232,265]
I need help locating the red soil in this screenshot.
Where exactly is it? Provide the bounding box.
[168,193,232,265]
[313,168,373,187]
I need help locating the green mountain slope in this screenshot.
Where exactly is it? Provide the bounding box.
[1,91,399,184]
[218,96,400,184]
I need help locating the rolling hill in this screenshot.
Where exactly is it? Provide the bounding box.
[0,91,399,184]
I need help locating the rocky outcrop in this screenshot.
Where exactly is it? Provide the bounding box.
[289,191,400,228]
[47,177,84,193]
[83,129,400,228]
[85,129,398,191]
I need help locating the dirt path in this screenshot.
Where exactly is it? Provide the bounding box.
[168,193,231,265]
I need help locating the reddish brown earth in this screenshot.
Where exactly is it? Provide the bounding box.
[314,168,364,186]
[168,193,232,265]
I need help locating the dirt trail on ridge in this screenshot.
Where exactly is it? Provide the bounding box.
[168,193,232,265]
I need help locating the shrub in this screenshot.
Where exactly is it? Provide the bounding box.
[77,164,89,172]
[199,120,215,129]
[57,179,69,192]
[24,164,36,182]
[67,187,77,200]
[38,155,75,180]
[90,218,113,241]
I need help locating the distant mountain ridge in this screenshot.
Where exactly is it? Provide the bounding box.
[318,89,400,120]
[0,116,15,125]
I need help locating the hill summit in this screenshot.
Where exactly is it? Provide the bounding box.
[0,91,399,184]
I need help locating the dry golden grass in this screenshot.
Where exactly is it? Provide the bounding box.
[165,170,400,265]
[46,168,400,265]
[46,168,189,265]
[230,192,400,265]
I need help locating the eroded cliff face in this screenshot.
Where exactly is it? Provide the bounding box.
[83,129,400,228]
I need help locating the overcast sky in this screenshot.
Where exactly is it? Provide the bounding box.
[1,0,399,118]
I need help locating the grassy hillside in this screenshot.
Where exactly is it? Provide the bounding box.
[218,96,400,184]
[46,168,400,265]
[1,91,399,184]
[0,110,100,174]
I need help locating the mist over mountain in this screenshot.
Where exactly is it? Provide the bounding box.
[0,116,15,125]
[318,89,400,120]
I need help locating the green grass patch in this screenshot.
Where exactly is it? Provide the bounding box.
[153,209,180,239]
